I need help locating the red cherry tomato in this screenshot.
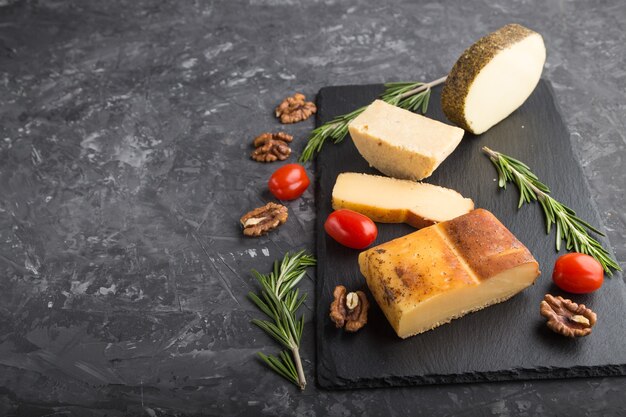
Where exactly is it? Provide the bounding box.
[268,164,310,200]
[552,253,604,294]
[324,209,378,249]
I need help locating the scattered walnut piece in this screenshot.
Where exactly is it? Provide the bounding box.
[251,132,293,162]
[275,93,317,124]
[329,285,369,332]
[240,203,288,237]
[540,294,597,338]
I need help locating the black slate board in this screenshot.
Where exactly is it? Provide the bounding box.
[314,81,626,389]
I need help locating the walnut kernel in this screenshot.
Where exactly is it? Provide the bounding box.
[240,203,288,237]
[329,285,369,332]
[275,93,317,124]
[251,132,293,163]
[539,294,597,338]
[346,292,359,310]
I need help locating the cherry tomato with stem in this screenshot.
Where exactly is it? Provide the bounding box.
[324,209,378,249]
[268,164,310,200]
[552,252,604,294]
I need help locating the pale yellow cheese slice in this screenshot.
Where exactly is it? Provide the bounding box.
[359,209,540,338]
[332,172,474,228]
[348,100,464,180]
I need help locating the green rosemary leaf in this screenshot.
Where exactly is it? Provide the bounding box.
[555,219,563,250]
[293,292,307,313]
[421,90,430,114]
[279,351,298,378]
[297,315,305,341]
[251,319,291,348]
[482,146,620,275]
[538,197,554,233]
[258,352,298,386]
[248,292,274,320]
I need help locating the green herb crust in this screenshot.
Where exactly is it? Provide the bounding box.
[441,24,539,132]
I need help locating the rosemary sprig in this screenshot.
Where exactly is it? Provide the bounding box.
[482,146,621,275]
[299,76,447,162]
[298,106,367,163]
[248,250,316,390]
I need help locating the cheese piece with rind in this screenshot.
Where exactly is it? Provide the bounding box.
[358,209,540,338]
[332,172,474,229]
[441,23,546,134]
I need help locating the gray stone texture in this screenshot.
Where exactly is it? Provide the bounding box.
[0,0,624,416]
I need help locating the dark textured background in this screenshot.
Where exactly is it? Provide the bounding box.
[0,0,624,416]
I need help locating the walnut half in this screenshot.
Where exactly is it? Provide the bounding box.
[251,132,292,163]
[240,203,288,237]
[540,294,597,338]
[329,285,369,332]
[275,93,317,124]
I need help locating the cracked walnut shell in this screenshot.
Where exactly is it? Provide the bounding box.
[540,294,597,338]
[275,93,317,124]
[330,285,370,332]
[240,202,288,237]
[251,132,293,162]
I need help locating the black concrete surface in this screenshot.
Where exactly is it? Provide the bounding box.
[0,0,624,416]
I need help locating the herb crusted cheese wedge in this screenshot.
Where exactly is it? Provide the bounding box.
[359,209,540,338]
[441,24,546,135]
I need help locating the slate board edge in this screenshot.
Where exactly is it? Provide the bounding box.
[312,81,625,390]
[317,363,626,390]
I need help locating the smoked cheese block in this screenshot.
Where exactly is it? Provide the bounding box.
[359,209,540,338]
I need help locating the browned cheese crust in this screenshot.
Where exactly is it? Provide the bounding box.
[441,23,538,132]
[440,208,539,280]
[332,198,439,229]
